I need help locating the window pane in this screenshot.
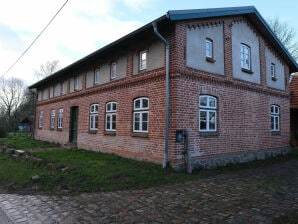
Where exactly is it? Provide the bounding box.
[95,115,98,129]
[142,122,148,131]
[209,111,216,130]
[209,98,216,108]
[200,96,207,107]
[142,98,148,108]
[107,103,111,111]
[134,113,140,131]
[106,115,111,130]
[142,112,148,122]
[112,103,117,111]
[135,99,140,109]
[200,111,207,130]
[90,116,94,129]
[271,116,274,130]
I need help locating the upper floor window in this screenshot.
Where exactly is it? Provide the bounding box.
[199,95,217,132]
[240,44,251,71]
[60,82,65,95]
[89,104,99,130]
[205,38,214,59]
[74,75,79,91]
[270,63,277,80]
[50,109,55,129]
[271,105,280,132]
[139,50,147,71]
[111,62,117,80]
[94,69,100,85]
[57,109,63,129]
[105,102,117,131]
[38,111,43,128]
[133,97,149,133]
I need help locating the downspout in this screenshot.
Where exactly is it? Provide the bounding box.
[29,88,37,139]
[152,22,170,168]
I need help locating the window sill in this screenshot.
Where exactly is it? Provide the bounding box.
[206,57,216,63]
[131,132,148,138]
[57,128,63,131]
[88,130,98,134]
[199,131,219,137]
[104,131,116,136]
[271,77,278,81]
[271,131,281,136]
[241,68,253,74]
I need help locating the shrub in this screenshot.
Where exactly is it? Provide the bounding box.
[0,127,8,138]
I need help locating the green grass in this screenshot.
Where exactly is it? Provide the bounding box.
[0,135,58,150]
[0,135,297,194]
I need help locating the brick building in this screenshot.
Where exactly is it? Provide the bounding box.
[290,73,298,146]
[29,6,298,170]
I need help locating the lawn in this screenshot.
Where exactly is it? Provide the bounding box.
[0,135,194,194]
[0,135,297,194]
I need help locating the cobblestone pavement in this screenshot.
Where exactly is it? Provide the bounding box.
[0,160,297,224]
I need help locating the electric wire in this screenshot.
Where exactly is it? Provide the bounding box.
[1,0,69,79]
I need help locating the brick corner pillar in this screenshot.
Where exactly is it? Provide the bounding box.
[223,19,233,81]
[126,54,133,77]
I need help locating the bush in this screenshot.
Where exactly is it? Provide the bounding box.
[0,127,8,138]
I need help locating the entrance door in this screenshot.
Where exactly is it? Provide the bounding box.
[70,106,78,143]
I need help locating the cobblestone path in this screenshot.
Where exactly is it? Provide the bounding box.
[0,160,297,224]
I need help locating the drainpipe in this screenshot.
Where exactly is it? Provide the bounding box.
[29,88,37,139]
[152,22,170,168]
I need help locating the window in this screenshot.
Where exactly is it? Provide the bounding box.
[139,51,147,70]
[271,105,280,132]
[270,63,276,80]
[74,75,79,91]
[110,62,117,80]
[57,109,63,129]
[105,102,117,131]
[60,82,64,95]
[94,69,100,85]
[38,111,43,128]
[50,110,55,129]
[240,44,251,71]
[199,95,217,132]
[133,97,149,133]
[89,104,99,130]
[205,38,213,59]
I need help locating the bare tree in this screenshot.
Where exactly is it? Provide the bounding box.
[267,17,298,61]
[0,77,25,131]
[35,60,60,80]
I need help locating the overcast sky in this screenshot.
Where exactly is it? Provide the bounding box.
[1,0,297,86]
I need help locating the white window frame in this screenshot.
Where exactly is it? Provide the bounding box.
[94,69,100,85]
[74,75,79,91]
[270,63,276,80]
[105,102,117,131]
[271,105,280,132]
[205,38,213,59]
[60,82,65,95]
[139,50,147,71]
[89,104,99,130]
[38,111,43,128]
[199,95,217,132]
[133,97,149,133]
[110,62,117,80]
[50,109,55,129]
[57,108,63,129]
[240,44,251,70]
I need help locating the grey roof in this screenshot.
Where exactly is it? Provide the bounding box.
[29,6,298,89]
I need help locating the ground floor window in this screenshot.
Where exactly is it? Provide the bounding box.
[199,95,217,132]
[90,104,99,130]
[38,111,43,128]
[271,104,280,131]
[133,97,149,133]
[105,102,117,131]
[57,109,63,129]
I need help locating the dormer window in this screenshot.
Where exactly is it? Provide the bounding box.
[111,62,117,80]
[94,69,100,85]
[205,38,214,62]
[270,63,277,81]
[240,44,252,73]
